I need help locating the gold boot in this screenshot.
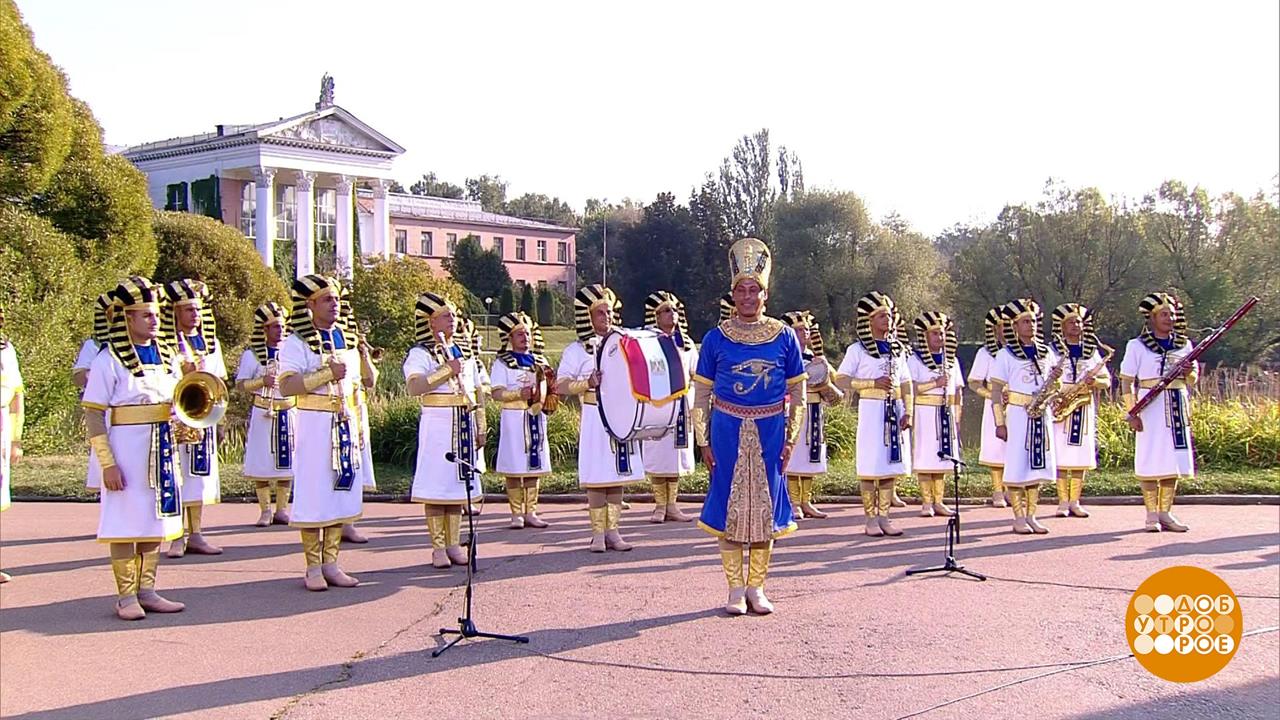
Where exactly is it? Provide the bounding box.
[1009,487,1031,534]
[445,512,468,565]
[524,481,549,528]
[300,529,326,590]
[649,479,669,524]
[721,547,747,616]
[799,477,828,519]
[185,506,223,555]
[587,506,608,553]
[273,482,292,524]
[604,503,633,551]
[745,543,775,614]
[1026,485,1049,533]
[1055,474,1071,517]
[861,481,882,536]
[666,480,694,521]
[137,551,184,613]
[990,467,1008,507]
[918,475,935,517]
[322,525,359,587]
[1158,480,1188,532]
[1069,472,1089,517]
[933,477,954,516]
[507,485,527,529]
[1141,483,1162,531]
[110,552,145,621]
[426,513,451,568]
[877,481,902,536]
[254,483,273,527]
[787,477,804,520]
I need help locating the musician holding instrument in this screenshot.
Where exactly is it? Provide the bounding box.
[989,299,1062,535]
[1119,293,1198,533]
[277,274,363,591]
[834,292,914,538]
[907,311,964,519]
[642,291,699,524]
[968,305,1010,508]
[0,304,26,585]
[74,293,111,494]
[1049,304,1112,519]
[337,288,377,544]
[460,316,488,516]
[781,310,841,521]
[81,277,186,619]
[556,284,640,552]
[490,311,555,530]
[235,302,295,528]
[163,279,228,558]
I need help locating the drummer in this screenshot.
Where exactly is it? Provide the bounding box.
[556,284,644,552]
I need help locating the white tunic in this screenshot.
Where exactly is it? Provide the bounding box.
[1119,338,1197,480]
[404,345,483,504]
[558,339,645,488]
[470,356,490,474]
[174,338,227,507]
[1052,348,1107,471]
[489,358,552,477]
[908,353,965,473]
[989,346,1061,486]
[353,386,376,490]
[279,332,363,527]
[642,341,699,477]
[0,343,22,511]
[837,342,913,480]
[235,348,296,481]
[74,340,104,490]
[784,354,835,477]
[83,348,184,542]
[969,348,1006,468]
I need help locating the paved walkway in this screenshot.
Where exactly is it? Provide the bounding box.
[1,500,1277,720]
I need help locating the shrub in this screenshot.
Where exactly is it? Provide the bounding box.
[1096,399,1279,470]
[349,257,468,358]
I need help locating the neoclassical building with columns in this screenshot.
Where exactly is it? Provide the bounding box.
[121,77,577,293]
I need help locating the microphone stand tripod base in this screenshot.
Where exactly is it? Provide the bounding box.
[906,457,986,582]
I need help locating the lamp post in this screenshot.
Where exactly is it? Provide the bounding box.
[484,296,494,348]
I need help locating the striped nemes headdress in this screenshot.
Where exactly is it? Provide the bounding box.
[911,311,958,371]
[982,305,1006,355]
[414,291,459,350]
[457,316,476,360]
[106,276,174,377]
[781,310,826,357]
[1050,303,1101,359]
[728,237,772,290]
[1137,291,1189,352]
[574,284,620,343]
[855,291,904,358]
[162,279,219,355]
[290,274,343,354]
[91,293,112,347]
[718,292,735,323]
[250,301,288,365]
[1000,298,1049,361]
[645,291,690,347]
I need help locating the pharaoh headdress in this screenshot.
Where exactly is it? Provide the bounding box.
[105,276,174,377]
[718,292,735,323]
[495,311,549,367]
[1050,303,1101,358]
[573,284,620,343]
[289,274,343,354]
[781,310,827,358]
[644,291,690,347]
[911,311,958,371]
[1137,292,1189,353]
[854,291,904,358]
[162,279,219,355]
[250,301,289,365]
[92,293,112,347]
[414,291,459,353]
[1000,298,1049,362]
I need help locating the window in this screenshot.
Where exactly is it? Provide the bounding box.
[165,182,189,212]
[395,229,407,255]
[314,188,336,243]
[515,238,526,261]
[557,281,567,293]
[536,239,548,263]
[239,181,256,238]
[446,232,458,256]
[557,241,568,263]
[275,185,297,241]
[420,231,433,256]
[537,280,548,290]
[493,236,504,258]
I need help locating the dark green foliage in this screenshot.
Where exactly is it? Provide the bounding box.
[518,283,534,315]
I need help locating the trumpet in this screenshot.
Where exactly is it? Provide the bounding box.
[320,337,361,471]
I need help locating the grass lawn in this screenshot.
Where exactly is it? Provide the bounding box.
[12,454,1278,502]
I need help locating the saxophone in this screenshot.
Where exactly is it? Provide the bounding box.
[1051,343,1115,422]
[1026,355,1068,418]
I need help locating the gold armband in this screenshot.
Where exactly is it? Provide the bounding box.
[786,382,805,444]
[490,387,521,402]
[968,380,992,400]
[992,403,1007,426]
[848,377,877,391]
[89,434,116,469]
[565,379,591,396]
[301,367,335,393]
[241,376,266,393]
[899,382,914,417]
[989,380,1007,425]
[423,363,457,391]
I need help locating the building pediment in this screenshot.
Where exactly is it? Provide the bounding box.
[258,107,404,155]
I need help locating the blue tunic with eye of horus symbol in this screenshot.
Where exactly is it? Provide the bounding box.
[694,318,806,542]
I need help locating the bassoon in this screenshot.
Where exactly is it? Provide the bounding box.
[1128,296,1260,419]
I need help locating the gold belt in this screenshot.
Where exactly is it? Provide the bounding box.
[1138,379,1187,390]
[253,396,297,411]
[805,391,824,403]
[582,390,598,405]
[915,394,955,407]
[420,394,471,408]
[109,402,172,425]
[713,397,784,419]
[296,394,356,413]
[858,389,891,400]
[500,399,529,411]
[1006,391,1034,407]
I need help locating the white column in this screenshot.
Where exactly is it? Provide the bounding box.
[253,168,276,267]
[335,175,355,279]
[295,171,316,277]
[372,179,391,260]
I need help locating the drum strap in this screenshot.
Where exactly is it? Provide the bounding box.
[674,397,689,449]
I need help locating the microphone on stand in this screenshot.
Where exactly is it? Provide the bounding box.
[444,451,481,475]
[937,451,967,467]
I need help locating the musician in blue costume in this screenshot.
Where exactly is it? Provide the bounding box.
[693,238,806,616]
[1119,292,1198,533]
[81,277,186,619]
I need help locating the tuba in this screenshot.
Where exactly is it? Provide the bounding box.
[173,370,228,443]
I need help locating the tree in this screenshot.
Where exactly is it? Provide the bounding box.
[504,193,579,227]
[536,285,555,326]
[442,235,512,304]
[349,257,467,356]
[576,199,641,289]
[518,282,535,315]
[499,285,515,315]
[718,128,777,239]
[409,171,464,199]
[466,174,508,211]
[614,193,705,327]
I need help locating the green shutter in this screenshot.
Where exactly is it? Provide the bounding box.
[165,182,189,211]
[190,175,221,220]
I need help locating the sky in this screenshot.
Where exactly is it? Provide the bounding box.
[15,0,1280,234]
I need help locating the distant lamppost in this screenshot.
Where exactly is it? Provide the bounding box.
[484,296,495,347]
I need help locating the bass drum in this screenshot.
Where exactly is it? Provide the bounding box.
[596,328,689,442]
